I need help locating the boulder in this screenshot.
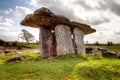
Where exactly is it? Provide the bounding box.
[99,48,107,53]
[86,47,93,54]
[116,51,120,58]
[86,47,99,54]
[102,50,116,57]
[5,56,22,64]
[4,50,17,54]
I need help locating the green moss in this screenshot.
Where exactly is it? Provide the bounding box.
[73,59,120,80]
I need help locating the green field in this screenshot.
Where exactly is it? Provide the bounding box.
[0,45,120,80]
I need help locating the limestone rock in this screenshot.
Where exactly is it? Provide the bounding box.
[102,50,116,57]
[86,47,99,54]
[115,51,120,58]
[20,7,96,35]
[74,27,85,54]
[55,25,75,55]
[70,22,96,34]
[20,7,69,28]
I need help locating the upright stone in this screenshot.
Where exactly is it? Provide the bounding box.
[39,26,57,58]
[55,25,75,55]
[74,27,85,54]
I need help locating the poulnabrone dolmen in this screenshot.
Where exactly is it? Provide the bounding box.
[20,7,96,58]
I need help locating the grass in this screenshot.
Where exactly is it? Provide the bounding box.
[17,42,39,49]
[0,52,120,80]
[0,60,76,80]
[0,44,120,80]
[0,53,85,80]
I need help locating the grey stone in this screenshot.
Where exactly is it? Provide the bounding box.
[55,25,75,55]
[116,51,120,58]
[74,27,85,54]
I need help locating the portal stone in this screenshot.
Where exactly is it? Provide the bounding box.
[74,27,85,54]
[39,26,57,58]
[55,25,75,55]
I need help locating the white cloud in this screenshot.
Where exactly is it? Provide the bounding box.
[5,10,10,15]
[0,17,19,41]
[115,0,120,4]
[4,18,15,24]
[27,0,114,24]
[0,16,3,21]
[0,17,14,29]
[14,6,33,17]
[27,0,120,43]
[84,0,103,8]
[0,31,19,41]
[4,8,13,15]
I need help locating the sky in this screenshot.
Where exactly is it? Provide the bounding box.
[0,0,120,44]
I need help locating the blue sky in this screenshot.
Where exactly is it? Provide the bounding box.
[0,0,25,10]
[0,0,120,43]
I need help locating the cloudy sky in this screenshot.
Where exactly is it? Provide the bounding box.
[0,0,120,43]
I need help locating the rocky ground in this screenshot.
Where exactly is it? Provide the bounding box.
[0,46,39,55]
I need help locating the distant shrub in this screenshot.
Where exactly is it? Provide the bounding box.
[12,41,17,46]
[5,42,10,46]
[0,39,5,46]
[107,41,113,46]
[94,41,100,46]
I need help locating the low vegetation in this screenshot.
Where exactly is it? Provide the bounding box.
[0,53,82,80]
[0,44,120,80]
[0,42,39,50]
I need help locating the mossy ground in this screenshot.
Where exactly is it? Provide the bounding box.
[0,44,120,80]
